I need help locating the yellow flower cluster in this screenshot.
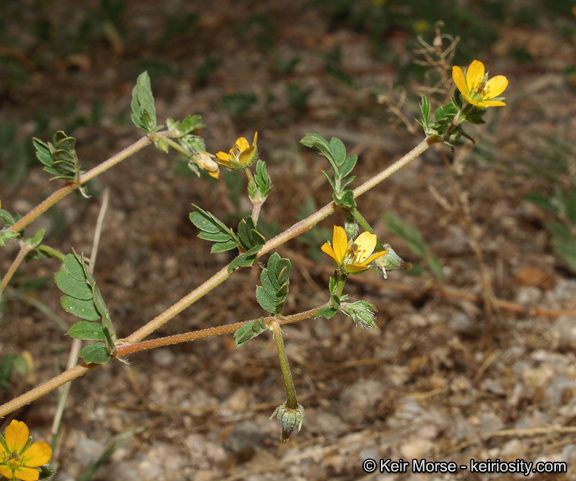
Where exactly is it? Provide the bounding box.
[0,420,52,481]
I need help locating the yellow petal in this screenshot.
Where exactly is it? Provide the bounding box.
[354,232,377,262]
[321,242,339,266]
[485,75,508,98]
[216,151,231,161]
[22,441,52,467]
[345,264,369,274]
[0,466,14,479]
[466,60,485,88]
[235,137,250,151]
[239,146,255,166]
[465,97,486,108]
[480,99,506,107]
[13,466,41,481]
[363,250,387,265]
[332,226,348,264]
[5,420,29,453]
[452,66,468,95]
[207,169,220,179]
[252,132,258,145]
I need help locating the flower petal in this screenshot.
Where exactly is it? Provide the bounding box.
[466,60,484,88]
[13,466,41,481]
[332,226,348,265]
[216,151,231,161]
[363,250,387,265]
[235,137,249,151]
[320,242,337,262]
[0,466,14,479]
[452,66,468,95]
[485,75,508,98]
[5,420,29,453]
[345,264,370,274]
[353,232,377,262]
[22,442,52,467]
[252,132,258,145]
[239,146,255,166]
[480,99,506,107]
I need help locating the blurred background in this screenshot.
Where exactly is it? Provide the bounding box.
[1,1,576,480]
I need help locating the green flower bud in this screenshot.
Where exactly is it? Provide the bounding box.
[342,300,377,328]
[270,402,305,442]
[154,138,169,153]
[344,213,359,239]
[374,243,412,279]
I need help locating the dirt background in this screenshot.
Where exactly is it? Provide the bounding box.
[2,1,576,480]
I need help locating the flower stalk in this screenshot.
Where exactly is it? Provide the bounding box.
[270,319,298,409]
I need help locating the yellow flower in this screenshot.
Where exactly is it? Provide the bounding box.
[452,60,508,107]
[0,420,52,481]
[215,133,258,170]
[321,225,387,274]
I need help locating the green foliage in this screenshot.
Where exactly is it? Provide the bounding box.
[190,205,238,253]
[383,211,445,281]
[300,134,357,208]
[256,253,291,315]
[166,115,204,138]
[131,71,161,134]
[315,306,339,319]
[190,206,266,272]
[248,160,273,202]
[33,131,88,197]
[228,245,264,273]
[237,215,266,251]
[229,216,266,272]
[234,318,268,347]
[56,252,117,364]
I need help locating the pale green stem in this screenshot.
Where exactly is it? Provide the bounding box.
[270,319,298,409]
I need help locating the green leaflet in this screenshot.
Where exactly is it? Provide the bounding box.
[33,131,88,196]
[301,133,357,208]
[79,343,111,365]
[130,72,161,134]
[255,253,291,314]
[55,252,117,362]
[234,318,268,347]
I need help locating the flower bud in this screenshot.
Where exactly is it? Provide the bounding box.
[270,402,305,442]
[374,243,412,279]
[342,300,377,328]
[344,214,359,239]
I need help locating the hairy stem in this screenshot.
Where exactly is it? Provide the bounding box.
[1,243,32,292]
[9,133,174,233]
[270,320,298,409]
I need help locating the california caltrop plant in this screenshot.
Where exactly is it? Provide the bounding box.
[0,59,507,469]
